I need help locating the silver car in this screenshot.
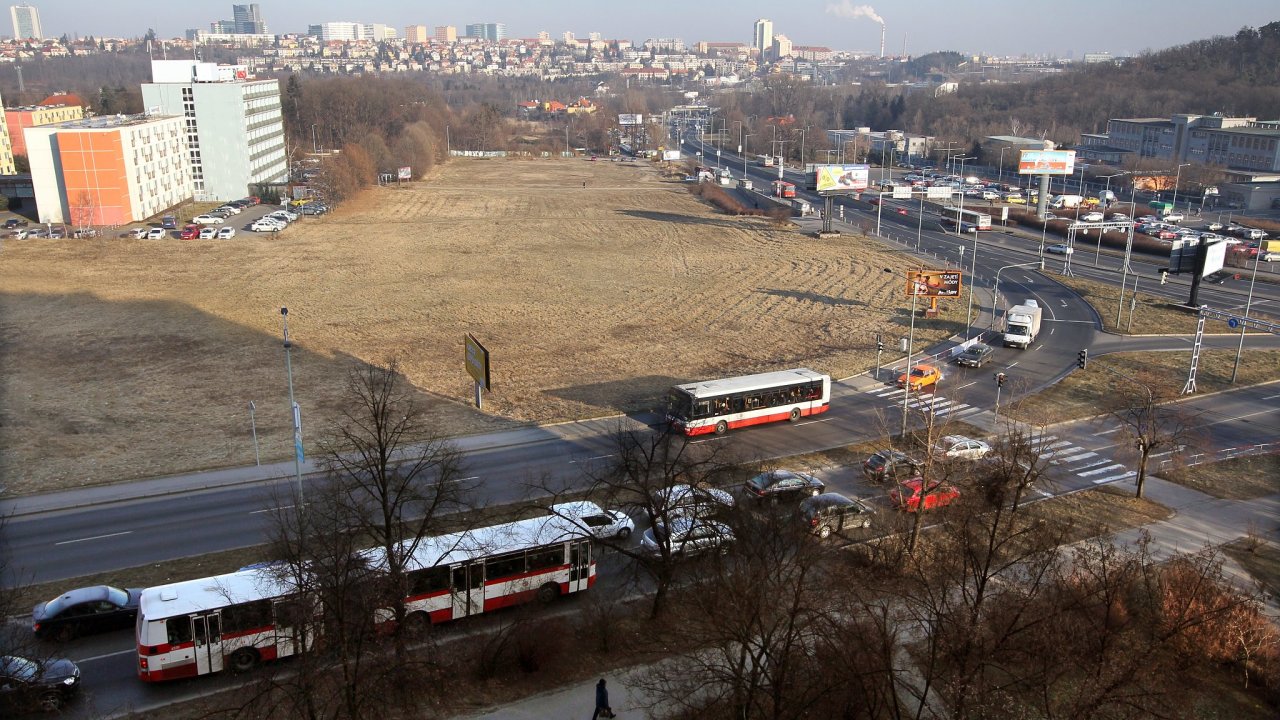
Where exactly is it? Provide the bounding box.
[640,517,733,557]
[652,483,735,519]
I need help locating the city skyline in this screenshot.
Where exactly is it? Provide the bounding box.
[24,0,1280,58]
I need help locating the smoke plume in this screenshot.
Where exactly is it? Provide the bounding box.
[825,1,885,24]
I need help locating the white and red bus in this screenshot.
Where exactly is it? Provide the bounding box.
[666,367,831,436]
[940,206,993,231]
[772,180,796,198]
[136,515,595,682]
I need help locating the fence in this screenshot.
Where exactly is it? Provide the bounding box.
[1159,441,1280,472]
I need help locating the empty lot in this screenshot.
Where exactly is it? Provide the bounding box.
[0,158,961,494]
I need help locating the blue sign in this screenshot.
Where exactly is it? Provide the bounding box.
[1227,317,1240,329]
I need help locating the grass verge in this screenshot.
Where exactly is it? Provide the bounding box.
[1164,453,1280,500]
[1223,538,1280,601]
[1013,350,1280,425]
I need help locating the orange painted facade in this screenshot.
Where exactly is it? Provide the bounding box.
[5,105,84,156]
[57,133,130,226]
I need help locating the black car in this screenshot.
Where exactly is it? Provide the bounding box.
[0,655,81,712]
[954,342,994,368]
[4,218,28,229]
[32,585,142,640]
[744,469,825,500]
[1203,271,1234,284]
[800,493,875,539]
[862,450,921,482]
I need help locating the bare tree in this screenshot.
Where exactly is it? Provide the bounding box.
[1103,377,1202,498]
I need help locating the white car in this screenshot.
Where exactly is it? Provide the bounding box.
[933,435,992,461]
[271,209,299,222]
[192,215,225,225]
[1080,212,1105,222]
[198,227,217,239]
[1206,222,1224,231]
[1109,213,1130,221]
[1162,213,1185,223]
[549,501,634,540]
[216,205,242,215]
[653,483,735,519]
[126,227,148,239]
[264,213,293,225]
[1046,243,1074,255]
[1262,252,1280,262]
[146,227,168,239]
[9,229,29,239]
[216,227,237,239]
[251,220,285,233]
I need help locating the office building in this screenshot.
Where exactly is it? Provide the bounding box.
[435,25,457,42]
[309,22,363,42]
[465,22,506,42]
[141,60,288,202]
[10,3,41,40]
[753,18,772,58]
[5,101,84,156]
[27,114,192,225]
[232,4,265,34]
[405,24,429,43]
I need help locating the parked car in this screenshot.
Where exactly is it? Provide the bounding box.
[251,220,285,233]
[1262,252,1280,262]
[216,226,237,239]
[4,218,28,228]
[124,227,148,239]
[897,363,941,391]
[954,342,994,368]
[199,227,218,239]
[889,478,961,512]
[245,196,261,205]
[191,214,225,225]
[1046,243,1074,255]
[800,493,874,538]
[216,205,242,215]
[1080,211,1105,222]
[264,212,293,224]
[744,469,825,501]
[26,228,46,238]
[640,517,734,557]
[0,655,81,712]
[933,435,992,461]
[47,226,66,239]
[653,483,735,519]
[1162,212,1185,223]
[32,584,142,640]
[179,225,200,240]
[161,215,177,229]
[1206,222,1224,231]
[862,450,921,482]
[1203,270,1234,284]
[146,227,168,240]
[549,501,634,540]
[1109,213,1130,221]
[72,229,98,239]
[9,229,29,239]
[269,209,299,222]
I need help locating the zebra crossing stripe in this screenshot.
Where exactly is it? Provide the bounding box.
[1057,451,1098,463]
[872,388,902,398]
[951,406,982,418]
[1091,471,1136,485]
[1072,459,1114,472]
[1078,463,1127,478]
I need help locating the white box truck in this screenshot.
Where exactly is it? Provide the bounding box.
[1003,300,1043,349]
[1049,194,1084,209]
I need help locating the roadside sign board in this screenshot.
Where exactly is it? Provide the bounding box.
[1018,150,1076,175]
[465,334,491,390]
[926,186,954,200]
[906,269,963,297]
[814,164,870,193]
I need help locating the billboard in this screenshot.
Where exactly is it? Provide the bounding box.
[618,113,643,126]
[892,185,913,199]
[662,149,682,161]
[906,270,963,298]
[814,164,870,193]
[1018,149,1076,175]
[465,334,491,390]
[397,166,412,180]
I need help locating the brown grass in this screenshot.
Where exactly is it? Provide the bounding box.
[1014,350,1280,424]
[0,158,970,494]
[1164,454,1280,500]
[1023,485,1174,542]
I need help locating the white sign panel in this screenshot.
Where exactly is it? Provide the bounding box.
[618,113,643,126]
[926,186,954,200]
[892,185,913,200]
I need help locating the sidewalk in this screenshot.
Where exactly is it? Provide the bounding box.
[451,475,1280,719]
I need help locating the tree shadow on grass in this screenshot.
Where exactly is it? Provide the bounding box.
[619,209,764,231]
[756,288,866,308]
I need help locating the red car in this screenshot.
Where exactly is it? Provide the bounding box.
[889,477,960,512]
[896,207,909,216]
[179,225,200,239]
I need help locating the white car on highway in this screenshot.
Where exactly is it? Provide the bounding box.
[1046,243,1074,255]
[1080,211,1105,222]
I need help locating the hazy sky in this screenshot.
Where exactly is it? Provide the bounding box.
[30,1,1279,57]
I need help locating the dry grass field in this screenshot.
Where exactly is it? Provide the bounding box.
[0,158,967,494]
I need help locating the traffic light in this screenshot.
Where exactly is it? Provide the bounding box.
[995,372,1006,388]
[1077,349,1089,370]
[1160,270,1169,285]
[876,339,884,352]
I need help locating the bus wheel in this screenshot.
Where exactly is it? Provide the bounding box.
[229,648,260,674]
[402,611,431,638]
[789,407,801,422]
[714,420,728,435]
[537,582,561,604]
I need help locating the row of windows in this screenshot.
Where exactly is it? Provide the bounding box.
[163,597,308,646]
[689,380,824,419]
[406,545,569,596]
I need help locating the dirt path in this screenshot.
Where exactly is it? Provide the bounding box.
[0,158,964,494]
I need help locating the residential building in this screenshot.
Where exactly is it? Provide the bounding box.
[141,60,288,202]
[233,4,266,34]
[10,3,40,40]
[465,23,505,42]
[309,22,364,42]
[773,34,792,60]
[435,25,457,42]
[5,101,84,156]
[26,113,192,225]
[753,18,772,58]
[0,90,14,174]
[404,25,429,43]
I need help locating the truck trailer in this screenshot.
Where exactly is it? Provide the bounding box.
[1003,300,1043,349]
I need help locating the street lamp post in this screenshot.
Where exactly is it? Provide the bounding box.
[951,155,979,333]
[1170,162,1191,212]
[1231,250,1262,383]
[311,124,318,154]
[997,147,1007,187]
[743,133,754,177]
[281,307,304,503]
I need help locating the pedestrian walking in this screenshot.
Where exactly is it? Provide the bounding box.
[592,678,616,719]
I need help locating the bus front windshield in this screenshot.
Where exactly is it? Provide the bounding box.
[666,390,693,421]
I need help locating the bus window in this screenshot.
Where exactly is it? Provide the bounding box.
[527,547,564,571]
[166,617,193,645]
[408,566,450,595]
[486,552,527,580]
[222,600,271,633]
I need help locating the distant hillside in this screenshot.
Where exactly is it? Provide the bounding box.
[905,20,1280,148]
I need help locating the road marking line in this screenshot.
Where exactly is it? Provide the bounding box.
[1092,471,1136,485]
[77,649,138,663]
[55,531,132,545]
[250,505,297,515]
[1057,451,1098,463]
[797,417,834,426]
[1072,459,1115,472]
[569,456,613,465]
[1078,463,1128,477]
[1095,427,1120,435]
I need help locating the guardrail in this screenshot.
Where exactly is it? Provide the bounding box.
[1158,441,1280,471]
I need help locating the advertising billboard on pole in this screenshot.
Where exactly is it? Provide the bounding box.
[905,270,963,297]
[465,334,491,390]
[814,164,870,193]
[662,149,682,161]
[618,113,643,126]
[1018,150,1076,175]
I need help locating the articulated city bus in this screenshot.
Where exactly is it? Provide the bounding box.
[666,368,831,436]
[136,515,594,682]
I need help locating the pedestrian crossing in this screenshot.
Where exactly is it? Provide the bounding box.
[864,386,1137,487]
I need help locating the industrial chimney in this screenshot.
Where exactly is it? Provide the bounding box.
[880,24,886,59]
